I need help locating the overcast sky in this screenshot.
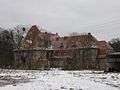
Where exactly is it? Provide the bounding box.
[0,0,120,41]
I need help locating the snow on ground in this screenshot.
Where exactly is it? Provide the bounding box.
[0,68,120,90]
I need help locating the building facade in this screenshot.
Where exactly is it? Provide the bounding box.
[14,25,113,70]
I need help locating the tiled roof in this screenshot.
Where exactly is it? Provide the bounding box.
[23,25,112,53]
[24,25,59,50]
[51,33,98,50]
[20,25,114,61]
[97,41,113,50]
[25,25,40,40]
[97,41,113,59]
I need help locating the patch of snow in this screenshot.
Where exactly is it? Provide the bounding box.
[0,69,119,90]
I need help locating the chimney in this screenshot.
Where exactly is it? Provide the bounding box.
[56,33,58,35]
[64,36,67,40]
[88,32,91,35]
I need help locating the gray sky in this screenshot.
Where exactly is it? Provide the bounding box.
[0,0,120,41]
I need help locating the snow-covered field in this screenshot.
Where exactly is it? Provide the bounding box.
[0,68,120,90]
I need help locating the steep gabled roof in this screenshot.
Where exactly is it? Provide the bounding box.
[97,41,113,59]
[25,25,40,40]
[24,25,58,50]
[97,41,113,50]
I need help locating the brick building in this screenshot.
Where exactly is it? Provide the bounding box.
[14,25,113,70]
[50,33,113,70]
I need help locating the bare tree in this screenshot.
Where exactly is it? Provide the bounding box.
[10,25,29,68]
[109,38,120,52]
